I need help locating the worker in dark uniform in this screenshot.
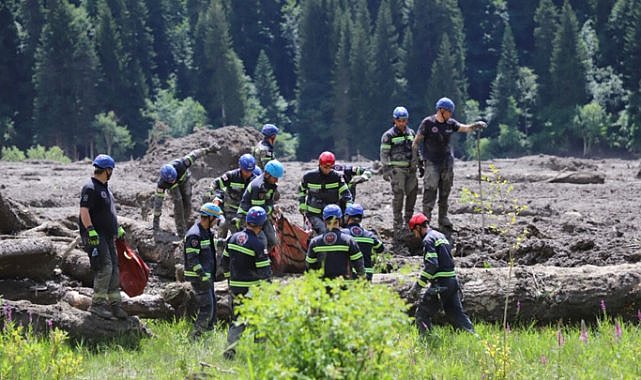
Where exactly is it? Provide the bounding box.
[412,97,486,229]
[407,212,475,335]
[222,206,272,359]
[298,152,352,235]
[333,163,372,202]
[234,160,284,252]
[153,147,211,236]
[184,202,223,339]
[341,204,384,281]
[79,154,128,320]
[305,204,365,280]
[380,106,418,236]
[253,124,279,169]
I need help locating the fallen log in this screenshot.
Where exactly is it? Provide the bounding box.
[0,192,38,234]
[0,238,58,279]
[59,248,93,286]
[375,263,641,323]
[546,171,605,184]
[1,299,151,343]
[62,290,176,320]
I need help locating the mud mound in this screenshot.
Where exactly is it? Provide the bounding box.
[541,155,598,171]
[140,126,261,180]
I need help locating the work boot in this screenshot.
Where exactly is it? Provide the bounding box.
[89,302,114,319]
[223,348,236,360]
[189,328,203,341]
[110,302,129,319]
[438,205,453,229]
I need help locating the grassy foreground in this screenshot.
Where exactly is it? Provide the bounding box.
[2,317,640,379]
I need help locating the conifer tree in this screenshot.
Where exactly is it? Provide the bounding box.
[0,3,21,145]
[425,34,465,119]
[253,50,289,128]
[32,0,99,158]
[330,18,352,159]
[533,0,559,102]
[192,1,249,127]
[487,22,520,133]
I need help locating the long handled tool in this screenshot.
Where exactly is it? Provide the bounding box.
[476,130,485,249]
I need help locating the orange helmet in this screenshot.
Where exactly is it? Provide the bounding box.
[319,151,335,167]
[408,213,429,230]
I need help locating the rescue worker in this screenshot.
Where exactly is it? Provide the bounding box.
[234,160,284,252]
[79,154,128,319]
[341,204,384,281]
[205,153,259,240]
[253,124,279,169]
[333,163,372,202]
[222,206,273,359]
[380,106,418,236]
[298,152,353,235]
[184,202,223,339]
[407,212,475,335]
[305,204,365,280]
[412,97,486,229]
[153,147,211,236]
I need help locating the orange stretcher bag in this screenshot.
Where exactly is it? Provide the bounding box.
[115,238,150,297]
[270,214,309,274]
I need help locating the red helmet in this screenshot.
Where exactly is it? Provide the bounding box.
[319,151,335,167]
[408,213,429,230]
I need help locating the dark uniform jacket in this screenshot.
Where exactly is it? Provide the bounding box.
[306,228,365,279]
[380,125,416,169]
[416,228,456,288]
[298,169,352,216]
[237,174,278,217]
[342,223,384,277]
[184,222,216,282]
[222,229,272,295]
[79,177,117,238]
[209,168,255,214]
[417,115,461,164]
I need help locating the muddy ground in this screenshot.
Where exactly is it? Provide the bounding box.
[1,126,640,277]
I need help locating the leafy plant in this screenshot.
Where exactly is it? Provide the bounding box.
[1,145,26,161]
[91,111,134,159]
[234,273,412,378]
[25,145,71,163]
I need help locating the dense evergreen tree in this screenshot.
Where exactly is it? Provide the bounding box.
[253,50,289,128]
[533,0,559,104]
[295,0,337,159]
[425,34,465,120]
[329,18,352,159]
[547,1,589,150]
[487,22,520,134]
[32,0,99,158]
[145,0,176,84]
[0,2,21,145]
[192,0,249,127]
[95,1,125,117]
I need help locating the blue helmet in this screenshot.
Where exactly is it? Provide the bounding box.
[345,203,364,217]
[322,204,342,221]
[246,206,267,225]
[160,164,177,183]
[264,160,284,178]
[199,202,223,218]
[252,166,262,176]
[261,124,279,137]
[239,153,256,171]
[435,97,455,113]
[93,154,115,169]
[393,106,409,120]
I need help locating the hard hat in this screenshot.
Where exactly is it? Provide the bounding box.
[435,97,455,113]
[408,213,429,230]
[261,124,279,137]
[93,154,115,169]
[239,153,256,171]
[252,166,262,176]
[322,204,342,221]
[160,164,177,183]
[264,160,284,178]
[345,203,364,217]
[393,106,409,119]
[246,206,267,225]
[199,202,223,218]
[319,151,336,167]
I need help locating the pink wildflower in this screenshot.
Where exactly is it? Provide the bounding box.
[556,328,565,347]
[600,299,606,313]
[579,320,588,344]
[540,355,548,365]
[614,321,622,340]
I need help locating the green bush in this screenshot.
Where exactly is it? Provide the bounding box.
[1,145,26,161]
[274,130,298,160]
[235,273,413,378]
[24,145,71,163]
[26,144,47,160]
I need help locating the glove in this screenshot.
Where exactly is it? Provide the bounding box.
[117,226,125,240]
[298,204,307,215]
[87,226,99,247]
[418,162,425,178]
[232,217,241,230]
[350,175,368,185]
[473,121,487,130]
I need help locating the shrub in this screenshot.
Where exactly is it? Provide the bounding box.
[25,145,71,163]
[235,273,412,378]
[26,145,47,160]
[1,146,26,161]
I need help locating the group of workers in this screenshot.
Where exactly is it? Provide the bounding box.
[78,96,486,357]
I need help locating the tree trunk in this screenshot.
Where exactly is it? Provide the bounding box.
[0,238,58,280]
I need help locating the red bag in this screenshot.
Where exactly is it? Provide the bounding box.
[115,238,150,297]
[270,214,309,274]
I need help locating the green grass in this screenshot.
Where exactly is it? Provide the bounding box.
[3,317,641,379]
